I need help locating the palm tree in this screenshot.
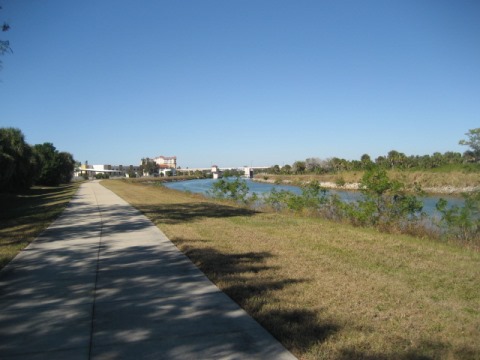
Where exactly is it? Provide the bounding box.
[0,128,34,191]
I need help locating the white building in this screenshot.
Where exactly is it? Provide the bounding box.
[75,163,140,178]
[211,165,222,179]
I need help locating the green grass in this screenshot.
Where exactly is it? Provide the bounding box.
[0,182,82,269]
[102,179,480,360]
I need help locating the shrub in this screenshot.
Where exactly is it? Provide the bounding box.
[335,176,346,187]
[436,190,480,243]
[209,177,249,203]
[263,180,328,213]
[336,167,424,229]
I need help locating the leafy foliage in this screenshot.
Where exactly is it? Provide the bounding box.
[459,128,480,162]
[0,128,34,191]
[209,177,250,203]
[0,128,75,191]
[33,143,75,186]
[95,173,110,179]
[436,191,480,242]
[339,167,424,228]
[264,167,425,233]
[140,158,158,176]
[264,180,328,212]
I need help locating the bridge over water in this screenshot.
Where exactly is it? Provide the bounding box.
[176,166,270,173]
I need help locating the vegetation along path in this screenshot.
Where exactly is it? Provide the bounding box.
[102,179,480,360]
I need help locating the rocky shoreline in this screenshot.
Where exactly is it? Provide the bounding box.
[252,178,480,195]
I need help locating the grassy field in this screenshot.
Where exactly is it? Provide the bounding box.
[0,182,82,269]
[102,179,480,360]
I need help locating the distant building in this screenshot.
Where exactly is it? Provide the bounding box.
[160,168,177,177]
[211,165,222,179]
[153,156,177,169]
[244,167,253,178]
[75,163,139,178]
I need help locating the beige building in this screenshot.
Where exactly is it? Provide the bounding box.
[153,156,177,169]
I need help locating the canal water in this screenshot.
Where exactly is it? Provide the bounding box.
[164,178,465,217]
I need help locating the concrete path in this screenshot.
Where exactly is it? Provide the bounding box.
[0,181,296,360]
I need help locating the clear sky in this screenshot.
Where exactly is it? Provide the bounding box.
[1,0,479,168]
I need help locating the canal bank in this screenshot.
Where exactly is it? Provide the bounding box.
[162,178,465,217]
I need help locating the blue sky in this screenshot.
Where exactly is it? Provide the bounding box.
[1,1,479,168]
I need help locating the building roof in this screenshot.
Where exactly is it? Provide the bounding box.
[154,156,177,160]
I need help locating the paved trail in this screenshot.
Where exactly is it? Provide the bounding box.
[0,181,296,360]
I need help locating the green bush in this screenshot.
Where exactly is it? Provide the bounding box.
[209,177,249,203]
[436,191,480,242]
[335,176,346,187]
[340,167,424,228]
[264,180,328,213]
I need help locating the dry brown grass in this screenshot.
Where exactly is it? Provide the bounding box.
[0,182,82,269]
[103,179,480,359]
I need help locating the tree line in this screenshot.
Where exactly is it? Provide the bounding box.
[0,128,75,192]
[266,128,480,174]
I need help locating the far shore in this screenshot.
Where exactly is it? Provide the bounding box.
[252,177,480,195]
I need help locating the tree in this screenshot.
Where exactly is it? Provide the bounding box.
[140,157,158,176]
[443,151,461,164]
[33,143,59,186]
[282,164,292,174]
[387,150,407,169]
[33,143,75,186]
[56,152,75,183]
[0,128,34,191]
[459,128,480,162]
[360,154,373,169]
[127,165,137,178]
[292,161,306,174]
[0,127,75,191]
[329,157,348,172]
[463,150,477,163]
[430,152,444,168]
[209,177,249,203]
[305,158,321,173]
[375,156,387,168]
[270,164,281,174]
